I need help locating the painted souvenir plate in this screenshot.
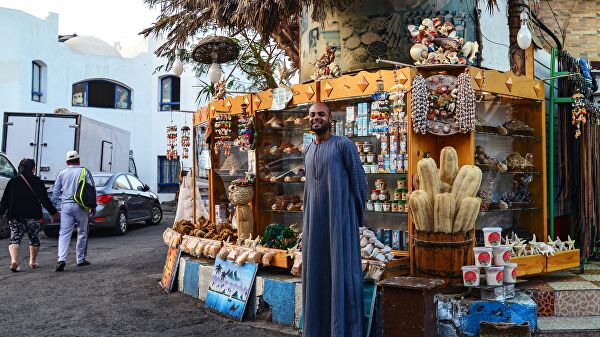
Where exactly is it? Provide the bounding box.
[424,74,460,136]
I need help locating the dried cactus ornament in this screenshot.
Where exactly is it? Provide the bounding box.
[409,146,482,233]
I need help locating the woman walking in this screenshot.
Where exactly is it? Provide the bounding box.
[0,159,59,271]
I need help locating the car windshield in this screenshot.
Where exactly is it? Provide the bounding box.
[92,175,112,187]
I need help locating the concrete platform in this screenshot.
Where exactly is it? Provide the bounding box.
[536,316,600,337]
[177,256,303,327]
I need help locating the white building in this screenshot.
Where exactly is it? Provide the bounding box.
[0,7,201,200]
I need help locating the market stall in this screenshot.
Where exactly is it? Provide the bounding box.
[169,64,580,284]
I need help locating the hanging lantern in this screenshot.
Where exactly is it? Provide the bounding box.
[181,125,191,159]
[166,125,178,160]
[192,36,239,99]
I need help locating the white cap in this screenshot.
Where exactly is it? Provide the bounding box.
[66,150,80,161]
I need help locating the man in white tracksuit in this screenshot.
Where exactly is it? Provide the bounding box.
[51,150,96,272]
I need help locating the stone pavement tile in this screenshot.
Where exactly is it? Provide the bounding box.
[581,269,600,275]
[538,316,600,331]
[541,274,584,283]
[531,290,555,317]
[547,281,600,291]
[518,279,553,292]
[555,290,600,316]
[582,263,600,270]
[580,274,600,281]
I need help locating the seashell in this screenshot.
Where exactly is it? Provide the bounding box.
[410,43,429,62]
[341,27,354,40]
[432,125,441,133]
[345,36,361,50]
[432,17,442,27]
[352,47,369,62]
[447,51,458,64]
[432,37,460,51]
[442,125,451,134]
[361,31,381,45]
[458,57,467,65]
[448,31,458,38]
[461,42,473,57]
[422,18,434,29]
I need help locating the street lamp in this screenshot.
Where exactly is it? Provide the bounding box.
[517,11,532,50]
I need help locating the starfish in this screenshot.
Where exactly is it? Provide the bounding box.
[514,243,527,257]
[537,243,556,256]
[555,237,566,252]
[528,234,539,255]
[547,236,556,250]
[566,235,576,250]
[285,243,299,258]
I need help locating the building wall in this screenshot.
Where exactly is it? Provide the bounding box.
[534,1,600,61]
[0,7,200,201]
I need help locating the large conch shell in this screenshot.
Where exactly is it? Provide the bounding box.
[410,43,429,62]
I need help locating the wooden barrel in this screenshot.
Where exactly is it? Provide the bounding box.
[413,230,474,284]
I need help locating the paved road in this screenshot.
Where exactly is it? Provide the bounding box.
[0,213,294,337]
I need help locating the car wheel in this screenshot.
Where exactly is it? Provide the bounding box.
[0,216,9,239]
[115,209,128,235]
[146,205,162,226]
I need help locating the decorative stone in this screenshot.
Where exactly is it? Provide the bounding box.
[505,76,514,92]
[474,71,483,88]
[397,71,408,85]
[356,76,369,92]
[243,96,250,105]
[324,82,334,97]
[534,82,543,97]
[225,99,232,110]
[305,84,315,100]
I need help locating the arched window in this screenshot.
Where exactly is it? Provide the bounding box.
[160,76,180,111]
[32,61,45,102]
[72,79,132,109]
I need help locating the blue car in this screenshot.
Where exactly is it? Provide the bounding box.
[42,172,162,236]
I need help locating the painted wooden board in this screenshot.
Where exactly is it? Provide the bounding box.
[160,245,182,293]
[546,249,580,273]
[205,257,258,321]
[511,254,546,277]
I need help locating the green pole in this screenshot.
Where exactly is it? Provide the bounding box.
[548,48,556,239]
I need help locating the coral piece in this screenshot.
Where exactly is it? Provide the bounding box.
[408,190,434,232]
[434,193,455,233]
[439,147,459,186]
[417,158,440,205]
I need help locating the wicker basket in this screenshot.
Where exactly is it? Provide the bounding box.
[228,184,254,205]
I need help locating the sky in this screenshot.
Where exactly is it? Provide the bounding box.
[0,0,160,45]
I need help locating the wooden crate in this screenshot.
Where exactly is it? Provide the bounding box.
[511,254,546,277]
[547,249,580,273]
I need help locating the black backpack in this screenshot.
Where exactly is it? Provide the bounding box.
[74,168,97,210]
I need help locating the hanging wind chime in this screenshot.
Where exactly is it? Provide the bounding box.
[166,124,178,160]
[571,93,587,139]
[233,103,255,151]
[181,125,191,159]
[213,113,233,156]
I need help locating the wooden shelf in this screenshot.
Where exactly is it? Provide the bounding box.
[260,126,309,133]
[478,168,542,175]
[258,181,304,185]
[263,209,303,214]
[475,131,541,142]
[479,207,541,213]
[392,250,409,257]
[365,172,408,175]
[366,210,409,215]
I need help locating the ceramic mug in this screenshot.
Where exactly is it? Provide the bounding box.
[492,245,512,266]
[503,263,518,284]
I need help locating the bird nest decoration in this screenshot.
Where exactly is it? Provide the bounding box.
[192,35,240,64]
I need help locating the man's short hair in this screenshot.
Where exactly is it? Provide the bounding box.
[310,102,331,114]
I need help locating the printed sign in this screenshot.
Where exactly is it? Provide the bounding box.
[205,257,258,321]
[160,245,182,293]
[271,87,293,110]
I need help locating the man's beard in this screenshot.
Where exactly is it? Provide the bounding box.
[311,123,329,135]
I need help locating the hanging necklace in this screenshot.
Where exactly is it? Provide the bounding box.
[455,72,476,133]
[411,74,428,134]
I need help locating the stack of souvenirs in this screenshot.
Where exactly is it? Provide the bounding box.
[462,227,518,287]
[366,178,408,213]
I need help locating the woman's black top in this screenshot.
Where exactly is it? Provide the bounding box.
[0,175,58,220]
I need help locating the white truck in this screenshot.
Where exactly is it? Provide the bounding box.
[2,112,133,182]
